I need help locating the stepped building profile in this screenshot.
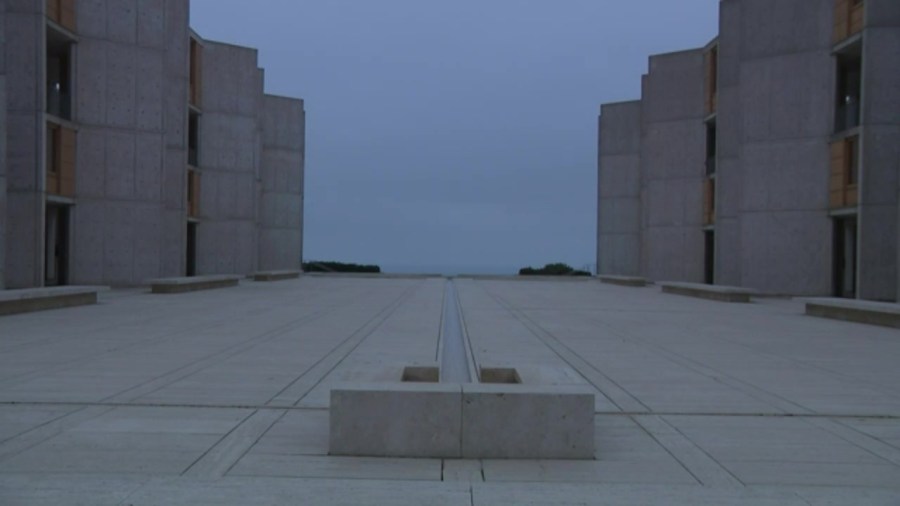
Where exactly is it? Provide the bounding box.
[0,0,305,289]
[597,0,899,301]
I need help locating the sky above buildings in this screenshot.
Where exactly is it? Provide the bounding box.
[190,0,719,274]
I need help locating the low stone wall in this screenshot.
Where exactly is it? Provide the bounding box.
[0,286,106,316]
[329,383,594,459]
[805,298,900,329]
[148,275,241,294]
[660,282,755,303]
[252,270,302,282]
[598,275,647,287]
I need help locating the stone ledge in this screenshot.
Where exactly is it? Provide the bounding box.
[147,275,241,294]
[252,270,302,282]
[328,383,594,459]
[0,286,107,316]
[804,298,900,329]
[660,282,756,303]
[598,275,647,287]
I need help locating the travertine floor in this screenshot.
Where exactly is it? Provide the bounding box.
[1,276,899,504]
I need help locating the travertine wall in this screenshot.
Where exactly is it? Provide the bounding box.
[597,100,641,276]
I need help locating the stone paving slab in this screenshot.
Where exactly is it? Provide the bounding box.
[0,277,899,503]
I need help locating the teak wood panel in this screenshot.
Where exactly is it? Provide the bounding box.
[834,0,864,43]
[704,47,718,115]
[829,138,858,209]
[189,39,202,107]
[46,0,77,32]
[46,124,76,197]
[703,179,716,225]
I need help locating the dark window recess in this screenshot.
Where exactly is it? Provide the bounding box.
[835,52,862,133]
[46,34,73,120]
[188,113,199,167]
[706,122,717,175]
[846,136,859,185]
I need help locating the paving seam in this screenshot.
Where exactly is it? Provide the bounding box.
[0,405,115,463]
[265,281,422,406]
[805,417,900,467]
[4,401,900,420]
[183,408,287,478]
[98,305,341,405]
[634,414,745,488]
[0,281,356,390]
[676,316,900,400]
[477,283,646,413]
[578,312,815,415]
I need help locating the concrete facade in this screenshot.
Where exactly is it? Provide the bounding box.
[0,0,305,289]
[598,0,900,301]
[596,101,641,277]
[639,50,707,283]
[0,0,6,289]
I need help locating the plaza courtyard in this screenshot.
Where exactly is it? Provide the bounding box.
[0,276,899,504]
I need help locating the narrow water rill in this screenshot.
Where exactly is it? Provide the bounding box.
[329,278,595,459]
[439,280,472,383]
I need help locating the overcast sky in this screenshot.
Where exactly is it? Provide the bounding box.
[190,0,719,274]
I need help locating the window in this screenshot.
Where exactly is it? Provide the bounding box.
[834,50,861,133]
[46,0,76,32]
[846,136,859,186]
[188,112,200,167]
[705,122,717,175]
[46,31,73,120]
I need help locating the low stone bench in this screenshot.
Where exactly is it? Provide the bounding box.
[148,275,241,294]
[804,298,900,329]
[599,275,647,287]
[0,286,106,316]
[329,383,594,459]
[252,270,301,282]
[659,281,756,303]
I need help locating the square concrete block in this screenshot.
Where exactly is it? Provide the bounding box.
[460,384,594,460]
[329,383,461,458]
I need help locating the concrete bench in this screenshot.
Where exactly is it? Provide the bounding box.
[148,275,241,294]
[252,270,301,282]
[804,298,900,329]
[0,286,106,316]
[599,275,647,287]
[329,383,594,459]
[660,282,756,303]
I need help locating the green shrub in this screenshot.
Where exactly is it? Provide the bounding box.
[303,261,381,273]
[519,263,590,277]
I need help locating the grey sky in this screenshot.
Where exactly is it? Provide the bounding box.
[190,0,719,274]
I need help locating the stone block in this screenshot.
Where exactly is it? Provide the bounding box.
[660,281,756,303]
[252,270,301,282]
[599,275,647,287]
[0,286,107,316]
[460,384,594,460]
[148,274,241,293]
[805,298,900,329]
[329,383,461,458]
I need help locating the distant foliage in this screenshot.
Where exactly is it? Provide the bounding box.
[303,261,381,273]
[519,263,591,277]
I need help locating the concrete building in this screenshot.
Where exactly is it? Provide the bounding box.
[597,0,900,301]
[0,0,305,289]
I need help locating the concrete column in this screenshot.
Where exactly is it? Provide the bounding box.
[857,0,900,301]
[4,3,44,288]
[597,100,642,276]
[638,49,707,283]
[258,94,305,272]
